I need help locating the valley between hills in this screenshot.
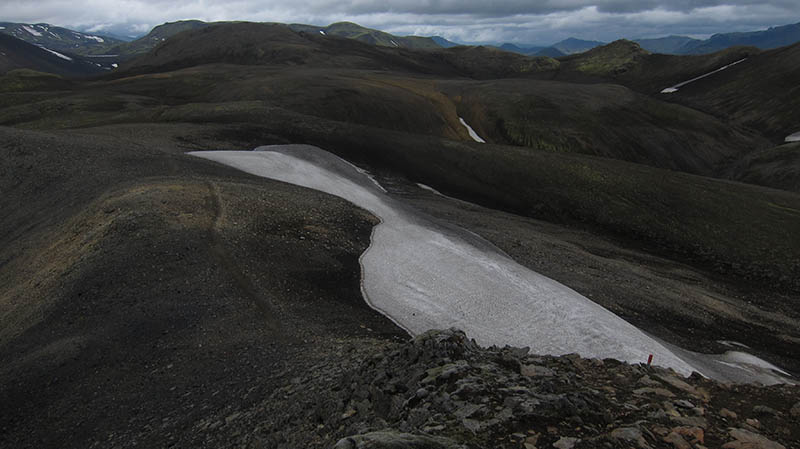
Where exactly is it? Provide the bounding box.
[1,19,799,449]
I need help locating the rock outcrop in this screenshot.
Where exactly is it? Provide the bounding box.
[236,329,798,448]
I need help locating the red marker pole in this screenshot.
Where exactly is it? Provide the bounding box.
[647,354,654,365]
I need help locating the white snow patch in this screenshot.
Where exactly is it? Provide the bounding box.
[49,31,59,38]
[22,25,42,37]
[340,159,387,193]
[660,58,746,94]
[416,183,444,196]
[719,351,792,377]
[319,30,326,35]
[717,340,750,349]
[0,26,6,30]
[40,47,73,61]
[458,117,486,143]
[390,39,399,47]
[111,63,118,68]
[785,131,800,142]
[86,35,104,42]
[189,146,701,376]
[655,338,794,385]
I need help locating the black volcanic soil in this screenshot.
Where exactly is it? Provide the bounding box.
[0,124,407,448]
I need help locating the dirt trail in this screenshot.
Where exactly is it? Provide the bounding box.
[205,181,286,337]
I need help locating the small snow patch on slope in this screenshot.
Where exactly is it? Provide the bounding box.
[459,117,486,143]
[340,160,387,193]
[22,25,42,37]
[785,131,800,142]
[40,47,72,61]
[86,35,104,42]
[417,183,444,196]
[0,27,6,30]
[319,30,326,35]
[719,351,793,377]
[661,58,746,94]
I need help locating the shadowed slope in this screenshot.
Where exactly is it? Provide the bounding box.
[726,142,800,192]
[0,34,108,77]
[660,43,800,143]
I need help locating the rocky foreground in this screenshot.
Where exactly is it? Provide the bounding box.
[193,329,798,448]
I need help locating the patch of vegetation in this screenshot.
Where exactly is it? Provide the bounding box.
[561,39,649,76]
[0,69,71,92]
[726,142,800,192]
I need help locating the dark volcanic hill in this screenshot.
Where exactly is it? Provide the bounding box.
[289,21,440,49]
[655,42,800,143]
[549,39,759,91]
[103,19,212,60]
[101,19,442,63]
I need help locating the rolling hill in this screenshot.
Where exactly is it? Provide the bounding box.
[725,142,800,192]
[102,19,443,63]
[289,21,440,50]
[102,19,212,60]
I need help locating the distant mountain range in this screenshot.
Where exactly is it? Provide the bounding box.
[495,21,800,55]
[495,38,604,57]
[0,19,443,65]
[0,22,124,54]
[632,22,800,54]
[678,22,800,54]
[288,21,440,49]
[2,18,800,78]
[633,35,700,54]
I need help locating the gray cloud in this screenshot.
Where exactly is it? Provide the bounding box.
[0,0,797,44]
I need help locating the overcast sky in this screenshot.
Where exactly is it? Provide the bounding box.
[1,0,798,44]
